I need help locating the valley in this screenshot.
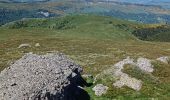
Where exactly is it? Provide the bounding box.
[1,0,170,25]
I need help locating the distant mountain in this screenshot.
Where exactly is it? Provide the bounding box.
[120,0,170,9]
[0,0,170,25]
[120,0,169,4]
[1,0,170,4]
[0,0,50,3]
[1,0,170,9]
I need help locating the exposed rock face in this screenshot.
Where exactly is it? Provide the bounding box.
[157,56,169,64]
[136,58,154,73]
[18,43,31,48]
[0,53,89,100]
[92,84,108,96]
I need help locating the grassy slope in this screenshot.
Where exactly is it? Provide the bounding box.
[0,15,170,99]
[2,15,138,40]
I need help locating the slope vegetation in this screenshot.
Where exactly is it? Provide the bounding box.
[3,14,170,42]
[2,15,138,40]
[132,25,170,42]
[0,15,170,99]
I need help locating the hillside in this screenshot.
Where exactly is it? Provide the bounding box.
[132,24,170,42]
[0,15,170,99]
[1,0,170,25]
[2,15,138,40]
[3,14,170,42]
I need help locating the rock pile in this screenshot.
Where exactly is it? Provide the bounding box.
[0,53,89,100]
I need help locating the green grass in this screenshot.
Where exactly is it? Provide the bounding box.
[0,15,170,99]
[2,15,139,40]
[132,25,170,42]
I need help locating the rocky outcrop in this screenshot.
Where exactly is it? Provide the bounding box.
[136,58,154,73]
[113,57,142,91]
[114,57,135,71]
[92,84,108,96]
[113,73,142,91]
[157,56,169,64]
[0,53,90,100]
[95,57,154,91]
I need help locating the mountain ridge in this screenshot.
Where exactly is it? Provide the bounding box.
[2,14,170,42]
[1,0,170,25]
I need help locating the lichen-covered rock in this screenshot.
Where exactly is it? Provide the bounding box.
[92,84,108,96]
[95,57,154,91]
[113,73,142,91]
[157,56,169,64]
[0,53,83,100]
[95,57,144,91]
[113,57,135,76]
[136,58,154,73]
[114,57,135,70]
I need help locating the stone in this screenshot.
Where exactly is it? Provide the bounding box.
[113,73,142,91]
[93,74,100,84]
[82,74,93,79]
[96,57,155,91]
[157,56,169,64]
[35,43,40,47]
[0,53,85,100]
[92,84,108,96]
[114,56,135,70]
[18,44,31,48]
[39,11,50,17]
[136,57,154,73]
[113,57,135,76]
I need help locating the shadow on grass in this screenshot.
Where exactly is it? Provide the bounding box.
[63,69,93,100]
